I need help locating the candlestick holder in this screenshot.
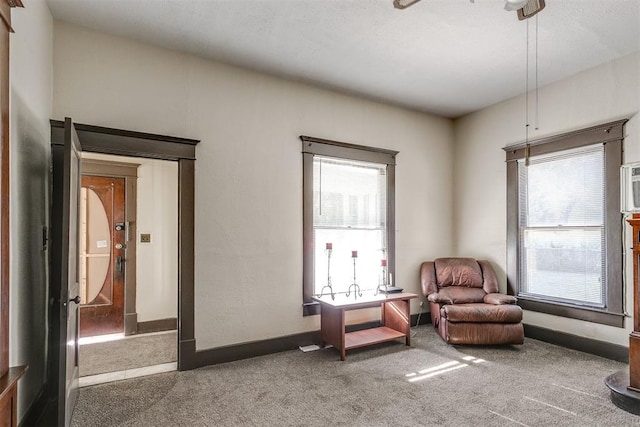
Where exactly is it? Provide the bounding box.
[346,253,362,299]
[317,247,335,300]
[375,263,388,296]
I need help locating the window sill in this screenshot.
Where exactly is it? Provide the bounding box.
[517,296,625,328]
[303,302,320,316]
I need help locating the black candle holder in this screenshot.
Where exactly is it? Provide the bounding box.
[375,263,388,296]
[317,247,335,300]
[346,253,362,299]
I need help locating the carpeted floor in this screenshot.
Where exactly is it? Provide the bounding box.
[71,325,637,426]
[80,331,177,377]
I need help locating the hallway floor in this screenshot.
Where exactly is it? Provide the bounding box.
[80,330,177,378]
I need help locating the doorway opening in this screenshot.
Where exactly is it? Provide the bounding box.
[77,153,179,385]
[45,119,198,426]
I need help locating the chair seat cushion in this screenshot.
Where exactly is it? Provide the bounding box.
[441,303,523,323]
[427,287,486,304]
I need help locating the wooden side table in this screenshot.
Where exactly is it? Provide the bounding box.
[313,292,418,360]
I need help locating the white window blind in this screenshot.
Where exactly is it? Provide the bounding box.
[313,156,387,295]
[518,144,605,306]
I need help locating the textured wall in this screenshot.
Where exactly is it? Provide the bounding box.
[8,2,53,421]
[52,21,454,350]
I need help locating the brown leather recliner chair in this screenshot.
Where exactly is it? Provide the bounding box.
[421,258,524,345]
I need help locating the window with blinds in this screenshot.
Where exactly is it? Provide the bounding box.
[518,144,605,307]
[313,156,387,295]
[301,136,397,315]
[505,121,624,327]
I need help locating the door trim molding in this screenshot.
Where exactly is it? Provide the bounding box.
[51,120,199,371]
[51,121,198,160]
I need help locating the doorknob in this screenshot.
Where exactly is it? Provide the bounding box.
[69,296,81,304]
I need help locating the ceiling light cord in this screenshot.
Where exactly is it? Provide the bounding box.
[535,14,539,132]
[525,18,530,166]
[319,158,323,216]
[524,12,540,167]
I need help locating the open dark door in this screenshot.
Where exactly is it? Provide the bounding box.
[49,117,82,426]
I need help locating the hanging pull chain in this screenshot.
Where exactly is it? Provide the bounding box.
[535,14,539,132]
[525,17,530,166]
[319,158,322,216]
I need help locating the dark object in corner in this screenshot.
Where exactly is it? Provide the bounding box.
[605,370,640,415]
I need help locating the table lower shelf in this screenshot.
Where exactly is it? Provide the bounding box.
[344,326,407,350]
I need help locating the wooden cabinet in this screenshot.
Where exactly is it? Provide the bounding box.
[0,366,26,427]
[0,2,26,426]
[606,214,640,414]
[628,215,640,390]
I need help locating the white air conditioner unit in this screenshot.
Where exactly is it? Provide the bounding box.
[621,162,640,213]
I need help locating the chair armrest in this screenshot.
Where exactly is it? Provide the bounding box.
[427,293,453,305]
[484,293,517,305]
[421,262,438,296]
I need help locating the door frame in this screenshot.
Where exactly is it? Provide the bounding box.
[81,160,140,336]
[50,120,199,370]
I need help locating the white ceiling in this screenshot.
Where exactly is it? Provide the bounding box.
[46,0,640,118]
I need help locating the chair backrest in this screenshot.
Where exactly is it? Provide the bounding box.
[435,258,483,288]
[421,257,500,296]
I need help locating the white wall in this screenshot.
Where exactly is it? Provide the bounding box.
[82,152,178,323]
[52,21,454,350]
[454,52,640,346]
[9,1,53,421]
[135,157,178,322]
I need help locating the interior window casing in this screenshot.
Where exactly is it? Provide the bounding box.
[504,120,626,327]
[301,136,397,316]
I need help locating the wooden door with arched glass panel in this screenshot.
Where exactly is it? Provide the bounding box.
[79,175,126,337]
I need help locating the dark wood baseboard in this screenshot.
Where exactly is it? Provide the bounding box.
[189,315,628,373]
[136,317,177,335]
[346,321,380,333]
[191,312,430,369]
[348,312,429,331]
[524,324,628,362]
[412,311,431,326]
[194,330,321,368]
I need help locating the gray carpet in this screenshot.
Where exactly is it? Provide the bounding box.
[71,326,638,426]
[80,331,177,377]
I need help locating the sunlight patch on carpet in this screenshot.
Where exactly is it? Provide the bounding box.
[405,355,486,382]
